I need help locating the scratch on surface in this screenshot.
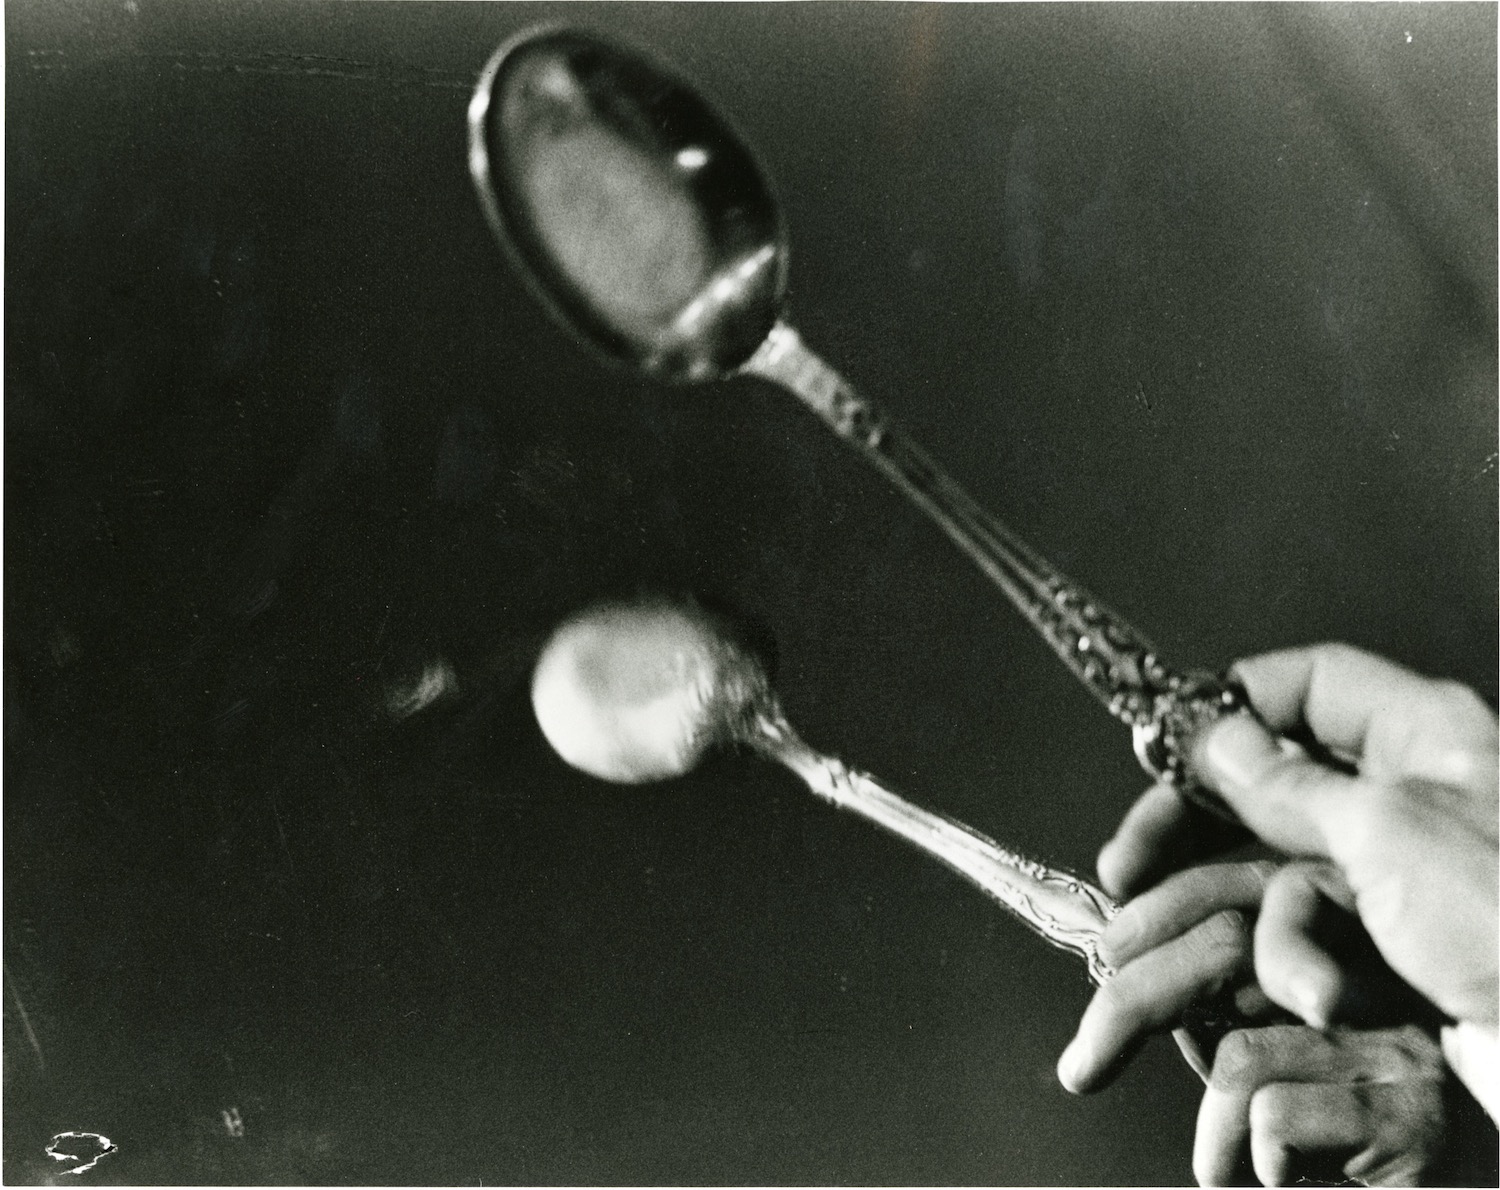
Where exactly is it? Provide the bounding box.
[5,963,46,1073]
[269,795,296,876]
[1442,450,1499,497]
[45,1133,117,1176]
[25,48,472,89]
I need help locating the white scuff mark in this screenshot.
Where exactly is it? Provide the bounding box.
[1404,30,1412,43]
[387,658,458,719]
[45,1132,117,1176]
[222,1107,245,1138]
[5,963,46,1072]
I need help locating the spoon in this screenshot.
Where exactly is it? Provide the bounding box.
[530,597,1248,1069]
[469,27,1252,815]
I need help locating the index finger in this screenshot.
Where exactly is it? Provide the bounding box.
[1097,782,1248,900]
[1232,644,1498,789]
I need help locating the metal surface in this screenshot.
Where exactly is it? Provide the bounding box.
[470,27,1267,812]
[744,322,1250,812]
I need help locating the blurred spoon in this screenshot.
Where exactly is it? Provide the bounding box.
[469,27,1253,813]
[531,596,1123,982]
[530,596,1257,1073]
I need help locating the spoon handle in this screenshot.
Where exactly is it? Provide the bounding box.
[753,710,1121,982]
[749,709,1256,1074]
[742,321,1244,816]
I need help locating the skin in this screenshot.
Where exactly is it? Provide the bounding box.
[1112,644,1498,1031]
[1059,643,1499,1185]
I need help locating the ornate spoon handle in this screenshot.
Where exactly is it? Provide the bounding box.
[754,706,1123,982]
[743,321,1247,816]
[746,705,1251,1071]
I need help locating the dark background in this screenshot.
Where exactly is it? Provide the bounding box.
[5,2,1496,1184]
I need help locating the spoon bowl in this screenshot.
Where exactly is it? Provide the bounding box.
[469,27,786,382]
[473,27,1259,813]
[529,596,1123,982]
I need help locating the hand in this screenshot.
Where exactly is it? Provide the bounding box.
[1194,1023,1448,1187]
[1059,860,1278,1093]
[1059,858,1437,1094]
[1101,643,1498,1033]
[1056,857,1467,1187]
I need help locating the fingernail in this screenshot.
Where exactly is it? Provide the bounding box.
[1289,977,1331,1029]
[1057,1035,1092,1092]
[1197,712,1282,794]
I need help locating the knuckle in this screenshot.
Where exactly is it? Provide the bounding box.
[1247,1084,1297,1137]
[1094,973,1139,1018]
[1313,641,1365,667]
[1209,1025,1317,1091]
[1194,909,1252,969]
[1428,678,1494,726]
[1381,1025,1447,1078]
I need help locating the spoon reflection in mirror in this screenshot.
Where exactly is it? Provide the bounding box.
[530,597,1121,984]
[471,28,1255,815]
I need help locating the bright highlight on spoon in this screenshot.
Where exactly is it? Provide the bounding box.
[531,600,756,783]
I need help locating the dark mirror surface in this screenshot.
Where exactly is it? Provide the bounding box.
[6,2,1496,1185]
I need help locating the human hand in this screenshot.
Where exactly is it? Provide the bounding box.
[1192,1023,1449,1187]
[1058,855,1438,1094]
[1099,643,1498,1034]
[1058,860,1278,1094]
[1056,857,1466,1186]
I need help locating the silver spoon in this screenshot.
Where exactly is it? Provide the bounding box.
[532,597,1123,980]
[530,597,1246,1071]
[468,27,1255,815]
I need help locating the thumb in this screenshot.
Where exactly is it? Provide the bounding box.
[1193,712,1359,859]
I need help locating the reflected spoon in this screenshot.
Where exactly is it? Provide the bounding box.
[470,27,1254,813]
[530,597,1249,1070]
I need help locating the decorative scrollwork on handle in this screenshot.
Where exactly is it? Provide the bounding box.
[744,324,1254,814]
[1031,574,1249,813]
[1032,575,1162,724]
[749,323,888,449]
